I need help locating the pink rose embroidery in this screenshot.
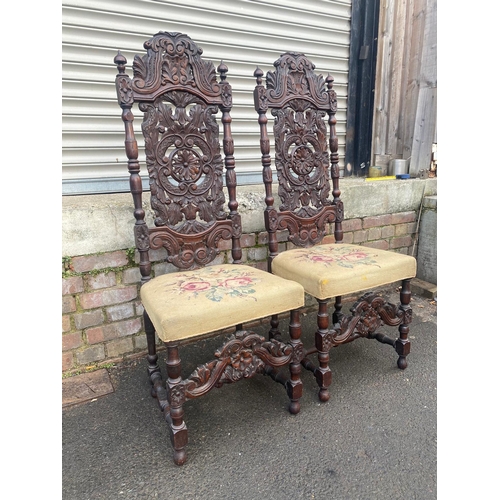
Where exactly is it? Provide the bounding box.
[339,251,369,262]
[180,281,211,292]
[222,276,254,288]
[310,254,334,263]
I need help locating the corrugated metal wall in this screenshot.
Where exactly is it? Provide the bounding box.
[62,0,352,195]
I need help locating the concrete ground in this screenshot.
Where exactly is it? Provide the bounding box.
[62,286,437,500]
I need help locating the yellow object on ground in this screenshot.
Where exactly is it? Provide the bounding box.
[365,175,396,181]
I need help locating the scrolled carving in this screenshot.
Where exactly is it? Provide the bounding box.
[134,224,150,251]
[149,221,232,270]
[182,330,294,398]
[318,293,413,352]
[272,104,331,218]
[265,52,331,109]
[131,32,222,101]
[276,206,336,247]
[141,92,226,234]
[169,383,186,407]
[115,74,134,107]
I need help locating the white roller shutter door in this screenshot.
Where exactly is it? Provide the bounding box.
[62,0,352,195]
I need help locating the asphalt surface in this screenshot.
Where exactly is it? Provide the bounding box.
[62,287,437,500]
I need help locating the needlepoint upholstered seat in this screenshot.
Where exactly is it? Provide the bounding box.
[114,32,305,466]
[253,52,417,403]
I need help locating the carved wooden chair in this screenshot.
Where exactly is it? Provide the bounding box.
[114,33,305,465]
[253,52,417,403]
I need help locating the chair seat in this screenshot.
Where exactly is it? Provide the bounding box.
[140,264,304,343]
[271,243,416,300]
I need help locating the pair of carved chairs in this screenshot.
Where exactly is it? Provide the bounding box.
[114,31,416,465]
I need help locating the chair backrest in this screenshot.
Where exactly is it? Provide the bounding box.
[114,32,242,281]
[253,52,344,261]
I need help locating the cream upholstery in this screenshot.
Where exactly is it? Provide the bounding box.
[271,244,416,300]
[141,264,304,342]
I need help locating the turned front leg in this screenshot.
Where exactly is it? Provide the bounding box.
[144,311,164,401]
[395,279,412,370]
[315,299,332,402]
[332,295,343,324]
[286,309,303,414]
[166,345,188,466]
[269,314,281,341]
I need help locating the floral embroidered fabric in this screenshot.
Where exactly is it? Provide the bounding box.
[140,264,304,342]
[272,243,416,300]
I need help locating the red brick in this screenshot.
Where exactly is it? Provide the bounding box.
[248,246,267,261]
[342,232,354,244]
[276,230,289,243]
[86,318,142,344]
[62,332,83,351]
[353,230,367,243]
[394,224,409,236]
[62,315,71,333]
[257,232,269,245]
[122,267,142,284]
[148,247,168,263]
[362,240,390,250]
[62,351,74,371]
[381,225,395,238]
[368,227,382,241]
[86,272,117,290]
[71,251,128,273]
[390,236,413,249]
[321,235,334,244]
[217,238,232,251]
[62,295,76,314]
[342,218,362,232]
[106,303,135,322]
[251,261,268,272]
[363,214,392,229]
[76,345,105,365]
[106,337,134,358]
[391,211,416,224]
[74,310,104,329]
[62,276,84,296]
[240,233,256,248]
[79,286,138,310]
[406,221,418,234]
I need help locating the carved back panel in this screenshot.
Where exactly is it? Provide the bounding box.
[254,52,344,249]
[115,32,241,275]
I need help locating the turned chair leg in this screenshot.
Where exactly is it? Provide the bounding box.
[144,311,164,400]
[286,309,303,414]
[332,295,343,324]
[269,313,281,341]
[166,345,188,466]
[315,299,332,402]
[395,279,412,370]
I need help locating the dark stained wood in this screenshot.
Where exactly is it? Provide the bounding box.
[254,51,413,402]
[114,32,303,465]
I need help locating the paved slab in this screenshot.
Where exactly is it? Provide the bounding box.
[62,369,115,407]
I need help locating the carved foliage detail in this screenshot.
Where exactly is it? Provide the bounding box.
[272,102,331,218]
[141,91,226,233]
[265,52,332,108]
[182,330,294,399]
[132,32,221,99]
[321,293,412,351]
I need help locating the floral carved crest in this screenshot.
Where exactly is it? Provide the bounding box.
[131,32,224,103]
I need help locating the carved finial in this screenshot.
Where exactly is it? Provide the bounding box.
[254,67,264,85]
[114,51,127,73]
[326,73,334,90]
[218,61,228,81]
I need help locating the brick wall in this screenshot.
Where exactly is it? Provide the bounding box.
[62,211,416,375]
